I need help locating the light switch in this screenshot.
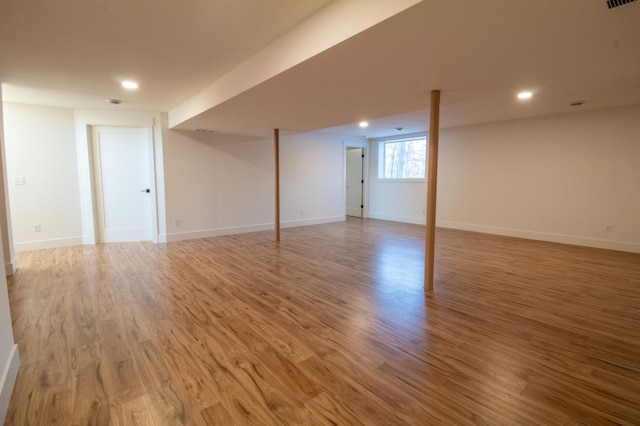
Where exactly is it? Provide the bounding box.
[13,176,25,185]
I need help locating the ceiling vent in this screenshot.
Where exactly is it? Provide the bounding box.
[606,0,637,9]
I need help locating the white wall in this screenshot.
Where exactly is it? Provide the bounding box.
[0,89,20,425]
[369,105,640,253]
[369,132,428,224]
[281,132,344,226]
[162,128,344,241]
[3,103,343,248]
[4,103,83,251]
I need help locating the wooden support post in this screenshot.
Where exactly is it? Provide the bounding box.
[274,128,281,242]
[425,90,441,291]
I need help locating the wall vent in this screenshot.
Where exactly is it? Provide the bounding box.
[606,0,637,9]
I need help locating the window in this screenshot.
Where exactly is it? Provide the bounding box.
[378,137,427,179]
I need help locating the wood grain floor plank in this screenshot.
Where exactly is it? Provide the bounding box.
[4,369,45,426]
[198,402,235,425]
[297,356,416,425]
[304,392,365,426]
[5,218,640,425]
[188,324,309,424]
[112,395,157,426]
[71,353,111,425]
[95,318,146,406]
[40,384,73,426]
[146,381,207,426]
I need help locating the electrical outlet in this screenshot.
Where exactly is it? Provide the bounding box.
[174,219,181,227]
[13,176,25,185]
[33,224,41,233]
[299,210,304,216]
[605,224,613,233]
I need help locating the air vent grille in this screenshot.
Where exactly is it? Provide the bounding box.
[606,0,637,9]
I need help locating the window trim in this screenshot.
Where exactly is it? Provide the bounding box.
[376,135,428,181]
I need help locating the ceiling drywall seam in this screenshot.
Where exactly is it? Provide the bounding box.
[168,0,422,129]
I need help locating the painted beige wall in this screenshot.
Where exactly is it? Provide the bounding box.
[4,103,82,250]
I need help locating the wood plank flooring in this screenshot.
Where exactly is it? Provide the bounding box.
[5,218,640,425]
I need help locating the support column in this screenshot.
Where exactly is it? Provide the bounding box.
[274,129,281,242]
[425,90,441,291]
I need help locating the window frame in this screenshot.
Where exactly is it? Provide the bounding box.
[376,135,428,182]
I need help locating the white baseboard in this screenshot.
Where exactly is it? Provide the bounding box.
[282,215,344,229]
[164,216,345,243]
[14,236,84,252]
[0,344,20,424]
[369,212,425,225]
[367,214,640,253]
[437,220,640,254]
[165,223,274,242]
[4,259,17,276]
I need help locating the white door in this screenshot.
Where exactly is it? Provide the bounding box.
[346,148,364,218]
[92,126,152,242]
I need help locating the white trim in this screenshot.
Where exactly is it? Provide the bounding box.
[371,131,428,143]
[164,216,344,243]
[372,132,428,181]
[346,207,362,217]
[342,139,369,219]
[4,258,16,276]
[282,215,344,229]
[74,110,166,245]
[437,220,640,254]
[0,344,20,424]
[165,223,273,242]
[367,214,640,253]
[13,236,86,252]
[375,178,426,183]
[369,212,425,225]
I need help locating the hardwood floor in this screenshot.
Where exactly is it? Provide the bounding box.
[5,218,640,425]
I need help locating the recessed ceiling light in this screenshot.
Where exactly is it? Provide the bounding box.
[122,81,139,90]
[517,91,533,100]
[359,121,369,128]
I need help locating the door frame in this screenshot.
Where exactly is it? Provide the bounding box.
[75,111,166,244]
[342,139,369,219]
[91,125,154,243]
[345,147,364,218]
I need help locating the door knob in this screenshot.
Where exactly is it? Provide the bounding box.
[140,189,150,193]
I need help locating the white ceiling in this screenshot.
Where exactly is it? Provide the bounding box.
[0,0,332,111]
[1,0,639,139]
